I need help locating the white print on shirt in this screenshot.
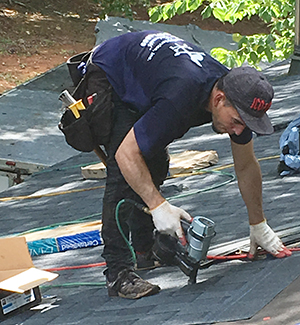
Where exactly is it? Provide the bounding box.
[140,32,183,61]
[169,43,206,67]
[140,32,206,67]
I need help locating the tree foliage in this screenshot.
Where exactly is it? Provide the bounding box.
[148,0,296,68]
[95,0,149,20]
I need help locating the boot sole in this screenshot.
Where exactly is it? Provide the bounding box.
[118,285,160,299]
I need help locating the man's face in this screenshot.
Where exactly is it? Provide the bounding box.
[212,99,246,136]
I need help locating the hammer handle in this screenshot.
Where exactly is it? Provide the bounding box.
[93,146,107,166]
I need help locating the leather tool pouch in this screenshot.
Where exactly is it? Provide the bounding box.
[59,55,114,152]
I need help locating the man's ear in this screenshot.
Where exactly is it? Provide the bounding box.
[213,90,226,108]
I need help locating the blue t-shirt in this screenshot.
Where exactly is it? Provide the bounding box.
[92,31,252,158]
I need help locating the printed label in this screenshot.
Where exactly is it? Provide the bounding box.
[57,230,102,252]
[1,289,35,315]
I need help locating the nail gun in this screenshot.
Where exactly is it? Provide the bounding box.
[152,216,216,284]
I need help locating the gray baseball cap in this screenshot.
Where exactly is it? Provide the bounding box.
[222,66,274,135]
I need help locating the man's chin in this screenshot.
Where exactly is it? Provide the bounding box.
[212,123,224,134]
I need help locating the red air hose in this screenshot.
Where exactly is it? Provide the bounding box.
[46,262,106,272]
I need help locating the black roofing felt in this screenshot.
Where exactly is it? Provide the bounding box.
[1,22,300,325]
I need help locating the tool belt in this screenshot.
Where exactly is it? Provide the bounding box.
[59,57,114,152]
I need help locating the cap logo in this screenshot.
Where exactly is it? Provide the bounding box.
[250,97,272,112]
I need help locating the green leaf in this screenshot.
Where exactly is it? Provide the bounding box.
[224,3,242,23]
[261,10,272,23]
[210,47,239,68]
[210,47,229,60]
[257,45,265,54]
[266,34,274,44]
[201,5,212,19]
[187,0,201,12]
[224,55,237,68]
[264,47,273,62]
[238,36,249,46]
[232,33,243,43]
[148,7,162,23]
[273,21,282,32]
[174,0,183,10]
[160,3,171,20]
[235,12,244,20]
[166,3,176,19]
[212,7,226,22]
[225,9,235,22]
[250,51,258,63]
[177,0,188,15]
[236,1,246,12]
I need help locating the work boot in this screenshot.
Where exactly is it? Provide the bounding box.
[106,268,160,299]
[135,251,160,271]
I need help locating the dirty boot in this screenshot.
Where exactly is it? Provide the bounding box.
[106,268,160,299]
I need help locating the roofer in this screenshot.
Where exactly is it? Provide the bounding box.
[90,30,292,299]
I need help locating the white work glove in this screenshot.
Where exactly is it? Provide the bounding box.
[248,219,292,259]
[150,200,192,245]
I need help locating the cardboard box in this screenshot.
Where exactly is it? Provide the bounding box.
[0,287,41,319]
[0,237,58,319]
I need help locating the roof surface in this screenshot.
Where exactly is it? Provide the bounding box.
[1,18,300,325]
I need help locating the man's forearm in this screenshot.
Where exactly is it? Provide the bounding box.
[115,128,165,210]
[231,140,265,225]
[231,142,291,258]
[235,158,265,225]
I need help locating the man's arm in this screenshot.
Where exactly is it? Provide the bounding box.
[231,139,291,258]
[115,128,164,210]
[115,128,192,241]
[230,139,264,225]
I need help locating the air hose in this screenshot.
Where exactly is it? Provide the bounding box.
[115,199,140,265]
[167,169,235,201]
[114,169,236,267]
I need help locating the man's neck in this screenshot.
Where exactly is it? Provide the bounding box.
[206,84,217,113]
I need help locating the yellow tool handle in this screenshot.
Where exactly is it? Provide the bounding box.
[69,99,85,118]
[68,105,80,118]
[68,98,108,166]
